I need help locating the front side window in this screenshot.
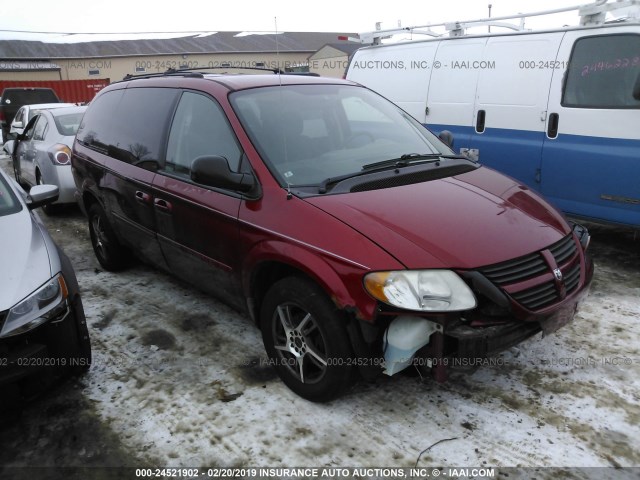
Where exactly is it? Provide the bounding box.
[563,34,640,109]
[164,91,242,177]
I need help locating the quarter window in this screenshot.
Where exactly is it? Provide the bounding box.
[563,34,640,109]
[164,91,242,177]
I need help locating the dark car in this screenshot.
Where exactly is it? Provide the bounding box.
[0,87,60,143]
[71,72,592,402]
[0,167,91,399]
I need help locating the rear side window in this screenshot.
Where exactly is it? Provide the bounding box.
[76,89,125,152]
[164,91,242,176]
[563,34,640,109]
[32,116,48,141]
[77,87,178,170]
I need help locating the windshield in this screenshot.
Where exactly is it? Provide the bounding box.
[230,84,453,187]
[0,174,22,217]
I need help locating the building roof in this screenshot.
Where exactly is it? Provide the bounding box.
[0,32,357,59]
[319,43,363,55]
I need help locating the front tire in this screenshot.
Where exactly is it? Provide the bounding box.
[260,276,355,402]
[88,203,130,271]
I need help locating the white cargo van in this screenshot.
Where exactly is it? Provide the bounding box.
[346,0,640,228]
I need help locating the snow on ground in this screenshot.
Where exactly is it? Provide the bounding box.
[0,154,638,475]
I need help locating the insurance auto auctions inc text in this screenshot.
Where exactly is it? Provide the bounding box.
[252,467,496,478]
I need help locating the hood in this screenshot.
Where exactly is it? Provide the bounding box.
[306,167,569,269]
[0,210,53,311]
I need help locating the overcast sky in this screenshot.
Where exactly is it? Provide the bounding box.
[0,0,624,43]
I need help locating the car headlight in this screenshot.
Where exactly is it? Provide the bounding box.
[364,270,476,312]
[0,274,69,338]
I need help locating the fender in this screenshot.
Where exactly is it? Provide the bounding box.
[242,239,380,323]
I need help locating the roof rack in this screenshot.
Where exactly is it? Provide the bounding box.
[123,65,285,81]
[349,0,640,44]
[121,66,323,81]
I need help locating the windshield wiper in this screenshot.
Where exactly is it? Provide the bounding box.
[318,153,468,194]
[361,153,466,171]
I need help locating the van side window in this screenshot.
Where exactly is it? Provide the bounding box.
[111,88,178,169]
[76,88,178,170]
[164,91,242,177]
[76,89,125,154]
[563,34,640,109]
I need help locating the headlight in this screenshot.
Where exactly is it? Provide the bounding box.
[0,274,69,338]
[364,270,476,312]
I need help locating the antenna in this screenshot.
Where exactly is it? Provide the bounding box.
[274,17,282,80]
[274,16,291,199]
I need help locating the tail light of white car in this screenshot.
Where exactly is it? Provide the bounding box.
[48,144,72,165]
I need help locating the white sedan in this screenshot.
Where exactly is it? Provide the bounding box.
[8,103,75,138]
[4,105,86,214]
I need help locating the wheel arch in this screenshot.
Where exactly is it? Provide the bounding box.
[81,189,101,214]
[243,241,374,327]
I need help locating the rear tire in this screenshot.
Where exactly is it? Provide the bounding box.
[88,203,130,271]
[260,276,355,402]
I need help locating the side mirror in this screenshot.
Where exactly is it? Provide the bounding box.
[190,155,256,193]
[12,120,24,129]
[27,184,59,210]
[3,140,15,155]
[633,73,640,101]
[438,130,454,149]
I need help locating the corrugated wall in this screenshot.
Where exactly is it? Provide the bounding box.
[0,79,109,103]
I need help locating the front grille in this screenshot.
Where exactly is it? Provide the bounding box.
[549,234,576,265]
[480,252,547,285]
[564,263,581,293]
[512,281,557,310]
[478,234,582,311]
[0,310,6,334]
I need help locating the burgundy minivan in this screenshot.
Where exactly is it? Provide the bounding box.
[71,73,593,402]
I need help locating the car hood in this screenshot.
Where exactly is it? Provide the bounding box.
[305,167,570,269]
[0,211,53,311]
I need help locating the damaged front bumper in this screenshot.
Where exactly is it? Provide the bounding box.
[376,228,594,381]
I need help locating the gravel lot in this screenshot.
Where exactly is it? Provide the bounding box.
[0,152,638,478]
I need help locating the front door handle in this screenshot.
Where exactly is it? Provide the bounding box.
[154,198,173,213]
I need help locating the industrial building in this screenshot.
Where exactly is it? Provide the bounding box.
[0,31,359,82]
